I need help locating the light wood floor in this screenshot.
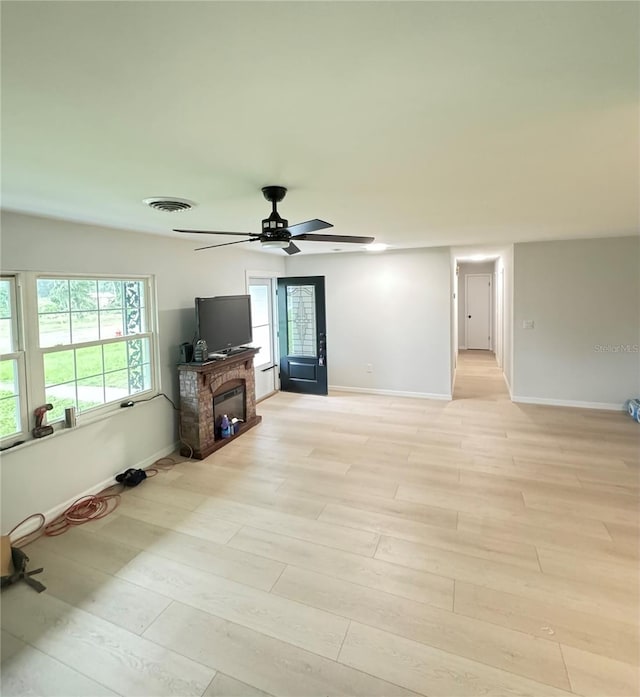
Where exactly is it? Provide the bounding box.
[2,351,639,696]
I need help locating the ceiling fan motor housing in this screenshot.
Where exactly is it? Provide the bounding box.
[261,186,289,238]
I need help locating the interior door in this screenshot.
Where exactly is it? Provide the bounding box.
[277,276,327,395]
[465,274,491,350]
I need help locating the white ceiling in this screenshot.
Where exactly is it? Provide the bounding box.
[2,1,638,255]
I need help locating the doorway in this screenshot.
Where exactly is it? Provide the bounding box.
[277,276,328,395]
[247,275,278,401]
[465,273,492,350]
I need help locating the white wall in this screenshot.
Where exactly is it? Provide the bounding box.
[512,236,639,408]
[0,211,284,531]
[456,261,495,349]
[285,247,452,399]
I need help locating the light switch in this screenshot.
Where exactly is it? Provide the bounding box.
[522,320,535,329]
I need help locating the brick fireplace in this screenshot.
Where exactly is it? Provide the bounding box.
[178,348,262,459]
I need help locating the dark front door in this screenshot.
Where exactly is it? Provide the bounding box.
[277,276,327,395]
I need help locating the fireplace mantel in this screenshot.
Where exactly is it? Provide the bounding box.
[178,348,262,459]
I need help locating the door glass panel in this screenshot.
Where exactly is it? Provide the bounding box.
[286,285,317,357]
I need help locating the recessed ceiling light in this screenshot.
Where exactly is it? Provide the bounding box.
[365,243,388,252]
[143,197,195,212]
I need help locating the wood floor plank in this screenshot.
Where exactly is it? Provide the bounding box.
[561,644,640,696]
[116,493,242,543]
[144,601,422,697]
[167,471,327,518]
[457,505,613,541]
[376,535,636,622]
[458,512,638,562]
[95,514,285,591]
[273,565,570,690]
[454,580,639,666]
[338,621,574,697]
[536,545,639,597]
[228,526,454,609]
[318,503,540,570]
[277,480,446,525]
[117,550,348,658]
[396,481,526,516]
[204,673,274,697]
[1,587,215,696]
[26,526,139,575]
[195,497,380,555]
[0,639,119,696]
[21,545,171,634]
[1,629,26,663]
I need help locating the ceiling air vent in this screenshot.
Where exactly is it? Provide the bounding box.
[143,197,195,212]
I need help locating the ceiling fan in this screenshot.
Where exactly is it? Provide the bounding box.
[174,186,374,255]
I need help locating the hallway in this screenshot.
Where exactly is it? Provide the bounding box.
[453,350,509,401]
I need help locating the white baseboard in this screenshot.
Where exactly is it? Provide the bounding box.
[512,396,624,411]
[330,385,452,401]
[503,372,513,398]
[39,441,180,528]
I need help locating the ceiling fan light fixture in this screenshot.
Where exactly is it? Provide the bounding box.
[261,239,290,249]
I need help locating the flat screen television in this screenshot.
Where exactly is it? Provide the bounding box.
[195,295,253,356]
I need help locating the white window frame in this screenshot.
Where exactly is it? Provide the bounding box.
[0,275,28,444]
[0,271,160,442]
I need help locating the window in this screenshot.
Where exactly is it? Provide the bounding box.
[249,280,273,367]
[36,277,154,422]
[0,276,26,441]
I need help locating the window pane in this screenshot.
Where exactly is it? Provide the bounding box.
[0,359,20,438]
[71,311,100,343]
[0,396,20,438]
[250,285,269,326]
[286,285,317,357]
[70,280,98,310]
[38,279,69,312]
[45,387,75,422]
[98,280,122,309]
[104,342,127,371]
[44,350,75,386]
[39,313,71,347]
[251,325,272,365]
[0,280,10,318]
[100,309,124,339]
[0,318,12,354]
[76,345,103,379]
[77,375,105,411]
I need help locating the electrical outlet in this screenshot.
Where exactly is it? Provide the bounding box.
[366,363,373,373]
[522,320,535,330]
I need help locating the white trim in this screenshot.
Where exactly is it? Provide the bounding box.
[512,395,624,411]
[330,385,452,401]
[458,344,467,350]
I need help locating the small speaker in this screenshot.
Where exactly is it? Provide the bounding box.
[180,342,194,363]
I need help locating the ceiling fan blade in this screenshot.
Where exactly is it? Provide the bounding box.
[292,233,375,244]
[175,229,257,237]
[194,238,259,251]
[286,219,333,235]
[284,242,301,255]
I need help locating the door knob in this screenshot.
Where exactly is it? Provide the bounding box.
[468,315,472,319]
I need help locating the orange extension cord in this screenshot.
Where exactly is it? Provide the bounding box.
[7,457,182,547]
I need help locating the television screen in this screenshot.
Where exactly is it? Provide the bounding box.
[195,295,253,355]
